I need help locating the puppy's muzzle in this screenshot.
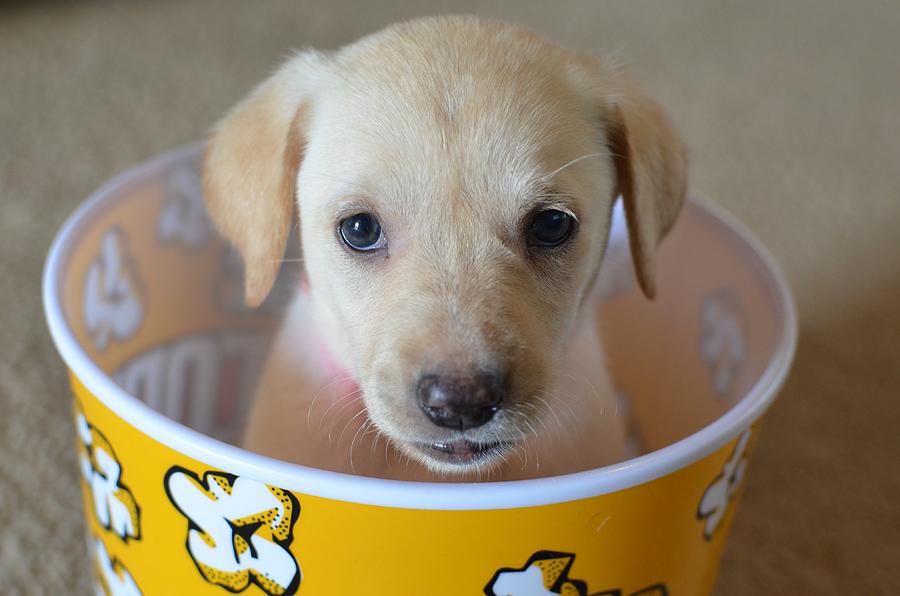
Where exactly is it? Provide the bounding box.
[416,372,504,430]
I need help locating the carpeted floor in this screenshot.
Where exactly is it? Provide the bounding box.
[1,1,898,594]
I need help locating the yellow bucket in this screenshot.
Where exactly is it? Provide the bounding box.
[43,144,796,596]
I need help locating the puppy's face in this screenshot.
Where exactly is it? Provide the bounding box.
[204,17,687,474]
[299,60,616,472]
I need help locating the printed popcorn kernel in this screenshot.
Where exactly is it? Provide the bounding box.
[534,556,569,589]
[76,412,141,543]
[165,467,302,596]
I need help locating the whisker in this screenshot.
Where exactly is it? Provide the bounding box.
[318,387,362,428]
[335,405,370,447]
[519,396,550,436]
[537,388,583,427]
[369,425,383,460]
[508,439,528,471]
[533,395,566,432]
[323,392,364,442]
[538,392,591,464]
[566,370,604,408]
[537,152,610,183]
[349,419,372,474]
[307,374,364,431]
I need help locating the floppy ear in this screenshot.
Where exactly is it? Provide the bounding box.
[203,52,323,307]
[606,86,688,299]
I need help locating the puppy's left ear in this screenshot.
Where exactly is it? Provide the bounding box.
[605,85,688,299]
[203,51,325,307]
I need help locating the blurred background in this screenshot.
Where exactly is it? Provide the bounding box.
[1,1,898,594]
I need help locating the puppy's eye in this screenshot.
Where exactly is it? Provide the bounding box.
[526,209,575,247]
[339,213,385,251]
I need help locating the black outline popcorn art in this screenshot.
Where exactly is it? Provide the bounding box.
[76,411,141,543]
[697,429,751,540]
[485,551,668,596]
[164,467,301,596]
[94,539,142,596]
[83,227,145,351]
[486,550,588,596]
[627,587,669,596]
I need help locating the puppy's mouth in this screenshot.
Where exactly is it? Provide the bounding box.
[411,439,509,467]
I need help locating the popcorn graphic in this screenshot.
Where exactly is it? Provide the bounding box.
[77,413,141,542]
[158,159,212,248]
[697,429,752,540]
[93,539,142,596]
[83,228,144,351]
[485,551,669,596]
[164,467,301,596]
[700,289,746,398]
[486,551,588,596]
[629,587,669,596]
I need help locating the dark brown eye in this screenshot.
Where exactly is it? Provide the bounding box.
[339,212,385,251]
[526,209,575,247]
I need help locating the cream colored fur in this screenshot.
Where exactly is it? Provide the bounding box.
[203,16,687,481]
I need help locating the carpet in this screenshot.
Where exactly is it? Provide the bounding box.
[1,1,898,593]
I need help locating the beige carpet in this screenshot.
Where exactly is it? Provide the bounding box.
[1,1,898,593]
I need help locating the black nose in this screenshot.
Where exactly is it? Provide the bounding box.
[416,372,504,430]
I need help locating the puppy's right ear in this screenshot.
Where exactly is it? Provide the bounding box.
[203,51,324,307]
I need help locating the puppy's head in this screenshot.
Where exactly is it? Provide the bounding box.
[204,17,687,474]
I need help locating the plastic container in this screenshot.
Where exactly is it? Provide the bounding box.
[43,144,796,596]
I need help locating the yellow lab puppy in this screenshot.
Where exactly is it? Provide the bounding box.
[203,16,687,481]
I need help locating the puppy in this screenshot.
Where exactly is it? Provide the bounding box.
[202,16,687,481]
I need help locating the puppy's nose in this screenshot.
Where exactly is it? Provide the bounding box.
[416,372,503,430]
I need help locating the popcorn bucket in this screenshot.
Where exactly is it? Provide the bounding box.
[43,144,796,596]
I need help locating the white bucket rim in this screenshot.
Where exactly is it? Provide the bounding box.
[42,143,797,510]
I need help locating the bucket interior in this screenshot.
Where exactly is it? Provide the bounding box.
[55,147,786,457]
